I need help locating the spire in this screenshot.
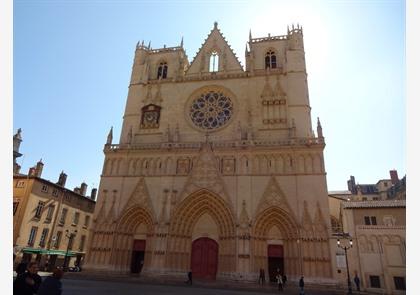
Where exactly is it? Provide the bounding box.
[147,41,151,49]
[106,126,113,145]
[180,36,184,47]
[317,117,324,138]
[213,21,218,30]
[249,29,252,42]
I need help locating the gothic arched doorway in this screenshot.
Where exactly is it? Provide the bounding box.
[191,237,218,280]
[167,189,235,277]
[267,244,284,282]
[253,207,299,278]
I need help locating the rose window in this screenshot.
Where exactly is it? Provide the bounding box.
[189,91,233,130]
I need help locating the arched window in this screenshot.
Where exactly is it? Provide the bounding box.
[265,50,277,69]
[209,51,219,72]
[157,62,168,79]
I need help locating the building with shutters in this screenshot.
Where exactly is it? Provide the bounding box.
[84,23,336,283]
[13,129,97,270]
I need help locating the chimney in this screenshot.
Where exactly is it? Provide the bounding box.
[347,176,356,193]
[34,159,44,178]
[80,182,87,196]
[390,170,399,185]
[28,167,36,177]
[90,188,97,201]
[74,187,81,194]
[57,171,67,187]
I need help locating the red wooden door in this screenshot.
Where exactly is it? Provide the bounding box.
[191,237,218,280]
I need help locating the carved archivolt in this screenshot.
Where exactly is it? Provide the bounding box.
[166,189,236,273]
[253,206,299,239]
[169,189,235,238]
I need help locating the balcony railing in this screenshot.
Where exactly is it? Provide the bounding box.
[105,137,325,152]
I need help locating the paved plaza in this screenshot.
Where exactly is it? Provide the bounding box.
[60,278,349,295]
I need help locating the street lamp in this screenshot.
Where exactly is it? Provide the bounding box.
[337,236,353,294]
[63,229,77,270]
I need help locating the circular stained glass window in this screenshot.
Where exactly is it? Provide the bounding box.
[189,91,233,130]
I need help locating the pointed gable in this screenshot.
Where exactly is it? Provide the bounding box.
[256,176,293,215]
[178,142,232,208]
[120,177,156,221]
[186,22,243,75]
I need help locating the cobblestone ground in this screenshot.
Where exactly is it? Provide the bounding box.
[61,278,346,295]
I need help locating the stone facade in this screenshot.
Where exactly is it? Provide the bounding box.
[13,171,96,270]
[85,23,335,283]
[329,172,406,294]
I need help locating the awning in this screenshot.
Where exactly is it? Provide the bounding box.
[22,248,84,257]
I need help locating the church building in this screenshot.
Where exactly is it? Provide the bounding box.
[84,22,335,283]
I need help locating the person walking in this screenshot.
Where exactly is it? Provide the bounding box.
[276,273,283,291]
[258,268,266,285]
[37,268,64,295]
[13,262,43,295]
[299,276,305,295]
[282,274,287,288]
[185,270,192,285]
[354,274,361,291]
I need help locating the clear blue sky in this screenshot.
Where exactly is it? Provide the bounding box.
[13,0,405,192]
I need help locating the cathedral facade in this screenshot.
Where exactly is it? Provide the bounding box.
[84,23,336,283]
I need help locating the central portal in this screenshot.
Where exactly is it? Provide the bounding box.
[191,237,218,280]
[268,244,284,282]
[130,239,145,274]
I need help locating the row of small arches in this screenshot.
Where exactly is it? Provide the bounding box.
[103,153,325,177]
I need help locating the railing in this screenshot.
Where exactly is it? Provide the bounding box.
[105,137,325,152]
[251,35,288,43]
[356,225,405,230]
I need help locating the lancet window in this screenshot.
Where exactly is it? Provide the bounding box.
[209,51,219,72]
[157,62,168,79]
[265,50,277,69]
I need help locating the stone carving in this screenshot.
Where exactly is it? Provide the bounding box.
[256,176,293,216]
[222,157,235,175]
[178,143,231,207]
[239,200,251,228]
[120,177,156,221]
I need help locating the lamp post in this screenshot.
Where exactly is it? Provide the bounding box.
[63,229,77,270]
[337,236,353,294]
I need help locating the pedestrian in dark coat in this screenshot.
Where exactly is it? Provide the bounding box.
[354,274,361,291]
[16,261,28,277]
[258,268,265,285]
[37,268,64,295]
[13,262,42,295]
[299,276,305,295]
[185,270,192,285]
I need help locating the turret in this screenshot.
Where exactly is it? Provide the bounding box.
[130,42,150,84]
